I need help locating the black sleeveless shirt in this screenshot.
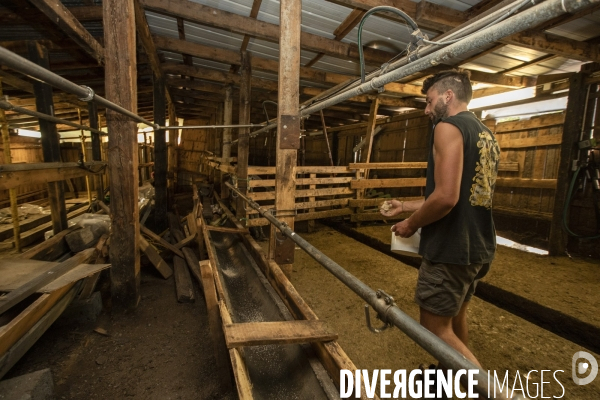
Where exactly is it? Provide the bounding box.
[419,111,500,265]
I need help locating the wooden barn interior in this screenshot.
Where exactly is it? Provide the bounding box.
[0,0,599,398]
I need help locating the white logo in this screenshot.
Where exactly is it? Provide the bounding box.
[572,351,598,385]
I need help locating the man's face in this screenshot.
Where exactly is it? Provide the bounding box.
[424,87,448,124]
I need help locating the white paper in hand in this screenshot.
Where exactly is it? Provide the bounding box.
[391,228,421,257]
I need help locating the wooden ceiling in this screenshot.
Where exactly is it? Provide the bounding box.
[0,0,599,133]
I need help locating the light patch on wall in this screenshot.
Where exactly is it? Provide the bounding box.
[17,129,41,138]
[469,87,535,110]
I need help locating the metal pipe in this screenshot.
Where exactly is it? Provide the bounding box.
[247,0,592,139]
[159,123,266,130]
[300,0,598,117]
[0,100,105,136]
[225,182,498,398]
[0,45,156,129]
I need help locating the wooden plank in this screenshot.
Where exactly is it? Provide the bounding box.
[181,247,202,292]
[0,206,88,249]
[0,165,104,191]
[16,226,79,261]
[173,256,195,303]
[247,198,350,215]
[247,208,352,227]
[348,162,427,170]
[495,113,565,133]
[295,166,350,174]
[140,225,184,258]
[498,162,519,172]
[249,187,353,201]
[0,248,95,315]
[198,259,234,393]
[247,166,276,175]
[0,283,73,358]
[0,283,79,379]
[205,226,248,234]
[237,51,251,224]
[153,74,168,233]
[224,320,337,348]
[495,178,557,189]
[350,177,427,189]
[248,176,353,188]
[139,235,173,279]
[496,133,562,149]
[348,196,424,208]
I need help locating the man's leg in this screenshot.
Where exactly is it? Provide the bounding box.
[420,306,481,368]
[452,300,470,347]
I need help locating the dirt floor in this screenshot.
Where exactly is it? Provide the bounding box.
[4,267,237,400]
[4,218,600,399]
[286,223,600,399]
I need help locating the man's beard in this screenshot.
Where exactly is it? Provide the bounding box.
[430,98,448,124]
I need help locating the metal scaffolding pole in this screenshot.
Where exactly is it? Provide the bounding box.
[225,182,502,398]
[246,0,598,139]
[0,46,156,129]
[160,123,266,130]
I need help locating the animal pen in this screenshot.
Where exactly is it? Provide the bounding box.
[0,0,599,399]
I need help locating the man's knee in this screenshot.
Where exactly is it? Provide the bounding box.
[420,307,453,336]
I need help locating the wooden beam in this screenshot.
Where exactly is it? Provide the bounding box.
[329,0,600,62]
[154,74,168,232]
[141,0,394,65]
[104,0,140,311]
[268,0,300,276]
[224,320,337,348]
[27,42,68,235]
[236,52,251,222]
[133,0,173,108]
[173,256,195,303]
[351,177,426,189]
[360,97,380,164]
[0,162,106,190]
[495,178,557,189]
[27,0,104,64]
[349,162,427,170]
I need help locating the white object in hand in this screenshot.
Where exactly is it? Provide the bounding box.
[391,228,421,257]
[380,201,392,212]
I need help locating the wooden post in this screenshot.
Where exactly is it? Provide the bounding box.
[236,52,251,223]
[104,0,140,310]
[355,97,380,222]
[269,0,300,277]
[88,101,104,202]
[167,103,178,207]
[27,41,68,235]
[78,109,93,205]
[154,73,168,233]
[0,80,21,252]
[319,110,334,167]
[548,72,589,255]
[221,85,233,199]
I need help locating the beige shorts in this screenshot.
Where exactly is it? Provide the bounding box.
[414,258,490,317]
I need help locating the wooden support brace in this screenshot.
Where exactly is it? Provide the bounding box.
[140,225,184,258]
[138,235,173,279]
[224,320,337,349]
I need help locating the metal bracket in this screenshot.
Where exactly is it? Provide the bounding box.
[274,231,295,264]
[279,114,300,149]
[364,289,395,334]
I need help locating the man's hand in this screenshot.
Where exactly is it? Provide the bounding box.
[391,219,417,238]
[380,200,403,217]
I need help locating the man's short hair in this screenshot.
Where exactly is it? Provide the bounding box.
[421,69,473,104]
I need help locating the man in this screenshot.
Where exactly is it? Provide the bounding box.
[381,70,500,369]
